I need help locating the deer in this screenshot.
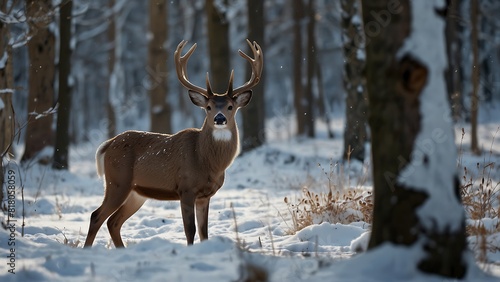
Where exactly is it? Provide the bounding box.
[83,39,263,247]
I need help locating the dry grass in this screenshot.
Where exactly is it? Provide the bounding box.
[284,157,372,234]
[57,229,81,248]
[462,166,500,262]
[284,187,372,234]
[459,127,500,262]
[461,163,500,221]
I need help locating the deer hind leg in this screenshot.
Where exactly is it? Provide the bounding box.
[106,191,146,248]
[180,193,196,245]
[84,181,132,247]
[195,198,210,241]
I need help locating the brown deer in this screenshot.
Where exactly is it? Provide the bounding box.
[83,39,263,247]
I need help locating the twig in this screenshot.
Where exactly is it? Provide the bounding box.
[230,202,241,247]
[16,164,25,237]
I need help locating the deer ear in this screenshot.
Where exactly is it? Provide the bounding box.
[189,90,209,108]
[234,90,252,108]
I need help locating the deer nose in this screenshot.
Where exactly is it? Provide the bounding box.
[214,112,227,125]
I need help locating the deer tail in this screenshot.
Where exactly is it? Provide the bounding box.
[95,139,113,179]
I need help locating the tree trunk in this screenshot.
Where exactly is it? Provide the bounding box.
[362,0,467,278]
[304,0,316,138]
[0,2,13,155]
[478,0,494,103]
[445,0,463,120]
[292,0,306,136]
[53,0,73,170]
[470,0,480,154]
[0,0,14,208]
[107,0,117,139]
[206,0,230,94]
[148,0,171,134]
[22,0,56,161]
[242,0,265,152]
[341,0,368,162]
[315,59,334,138]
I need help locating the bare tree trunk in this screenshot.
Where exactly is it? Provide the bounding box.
[362,0,467,278]
[242,0,265,152]
[470,0,480,154]
[478,0,494,103]
[315,60,334,138]
[53,0,73,170]
[445,0,463,120]
[206,0,230,93]
[304,0,316,138]
[22,0,55,161]
[148,0,171,134]
[0,0,14,207]
[107,0,117,139]
[292,0,306,136]
[341,0,367,162]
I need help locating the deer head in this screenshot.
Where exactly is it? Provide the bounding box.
[174,39,263,140]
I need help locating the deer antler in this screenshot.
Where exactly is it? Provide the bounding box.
[174,40,211,97]
[232,39,264,97]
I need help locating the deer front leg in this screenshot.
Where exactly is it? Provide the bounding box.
[196,198,210,241]
[180,194,196,245]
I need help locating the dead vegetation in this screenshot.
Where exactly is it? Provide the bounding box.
[284,158,372,235]
[284,187,372,234]
[460,128,500,262]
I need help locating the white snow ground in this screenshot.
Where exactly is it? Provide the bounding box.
[1,112,500,281]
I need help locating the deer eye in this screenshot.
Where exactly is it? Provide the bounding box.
[228,106,233,111]
[207,106,211,111]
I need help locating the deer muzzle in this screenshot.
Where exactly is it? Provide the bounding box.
[214,112,227,126]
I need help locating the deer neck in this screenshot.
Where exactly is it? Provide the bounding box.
[198,119,239,172]
[199,118,238,143]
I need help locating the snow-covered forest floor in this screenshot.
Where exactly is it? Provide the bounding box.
[1,107,500,281]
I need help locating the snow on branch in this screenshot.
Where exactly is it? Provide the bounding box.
[29,104,58,120]
[0,10,27,24]
[0,51,8,69]
[0,88,14,94]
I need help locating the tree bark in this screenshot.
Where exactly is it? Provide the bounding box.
[341,0,368,162]
[292,0,306,137]
[363,1,416,250]
[445,0,463,120]
[0,0,14,207]
[304,0,316,138]
[470,0,480,154]
[53,0,73,170]
[148,0,171,134]
[22,0,56,161]
[107,0,117,139]
[206,0,230,94]
[362,0,467,278]
[478,0,494,103]
[315,58,334,138]
[242,0,265,152]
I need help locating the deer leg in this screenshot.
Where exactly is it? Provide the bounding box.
[107,191,146,248]
[195,198,210,241]
[180,194,196,245]
[84,182,131,247]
